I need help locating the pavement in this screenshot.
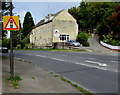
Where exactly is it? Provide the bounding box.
[2,56,81,93]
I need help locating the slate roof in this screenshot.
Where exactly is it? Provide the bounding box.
[33,10,64,29]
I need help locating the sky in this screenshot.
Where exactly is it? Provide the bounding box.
[6,1,81,38]
[13,2,80,25]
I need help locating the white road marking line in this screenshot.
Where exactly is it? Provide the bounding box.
[22,53,118,72]
[55,54,68,57]
[112,70,118,72]
[75,62,107,71]
[61,54,68,56]
[23,53,32,55]
[85,60,108,67]
[36,55,46,58]
[35,54,108,71]
[77,57,84,58]
[110,61,118,63]
[50,58,65,61]
[48,57,107,71]
[86,57,96,60]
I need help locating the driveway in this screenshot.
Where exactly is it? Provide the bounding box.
[80,34,118,56]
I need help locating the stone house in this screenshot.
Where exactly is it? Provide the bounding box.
[30,9,78,48]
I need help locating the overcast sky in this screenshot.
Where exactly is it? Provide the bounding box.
[13,2,80,25]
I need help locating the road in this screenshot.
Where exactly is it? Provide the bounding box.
[13,50,119,93]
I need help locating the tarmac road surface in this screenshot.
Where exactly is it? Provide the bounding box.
[14,50,119,94]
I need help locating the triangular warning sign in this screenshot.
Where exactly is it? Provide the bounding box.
[4,17,19,30]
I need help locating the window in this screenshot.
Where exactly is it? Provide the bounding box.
[60,35,69,41]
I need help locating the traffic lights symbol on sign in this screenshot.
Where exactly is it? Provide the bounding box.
[3,16,20,30]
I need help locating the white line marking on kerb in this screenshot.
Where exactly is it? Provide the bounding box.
[85,60,108,67]
[110,61,118,63]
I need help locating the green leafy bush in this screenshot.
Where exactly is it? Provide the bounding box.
[11,81,19,87]
[0,40,2,46]
[21,36,30,49]
[2,38,10,49]
[77,32,89,42]
[102,33,120,46]
[21,36,29,45]
[6,74,22,89]
[6,74,22,81]
[16,44,21,49]
[77,32,90,47]
[82,41,90,47]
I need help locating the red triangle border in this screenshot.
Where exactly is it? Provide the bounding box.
[4,16,19,30]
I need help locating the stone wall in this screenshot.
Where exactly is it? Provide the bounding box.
[52,19,78,42]
[31,22,53,47]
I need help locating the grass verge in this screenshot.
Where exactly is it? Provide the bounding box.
[61,77,94,95]
[53,74,60,77]
[2,55,8,59]
[31,76,36,80]
[49,71,94,95]
[14,48,87,52]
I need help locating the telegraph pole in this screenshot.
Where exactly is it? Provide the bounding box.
[10,0,14,78]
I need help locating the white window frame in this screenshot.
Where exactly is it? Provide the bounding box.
[60,34,70,42]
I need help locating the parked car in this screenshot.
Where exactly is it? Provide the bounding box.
[66,40,81,47]
[0,47,8,53]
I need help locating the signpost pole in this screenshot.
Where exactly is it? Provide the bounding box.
[10,0,14,78]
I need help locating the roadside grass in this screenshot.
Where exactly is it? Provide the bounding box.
[50,72,54,74]
[61,77,94,95]
[53,74,60,77]
[17,58,31,64]
[14,48,87,52]
[2,55,8,59]
[49,72,93,95]
[31,76,36,80]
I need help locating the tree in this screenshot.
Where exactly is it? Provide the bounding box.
[12,18,22,48]
[78,2,90,31]
[2,38,10,48]
[68,7,79,21]
[108,4,120,35]
[68,2,90,31]
[2,2,10,16]
[88,2,117,30]
[22,12,35,38]
[68,2,118,33]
